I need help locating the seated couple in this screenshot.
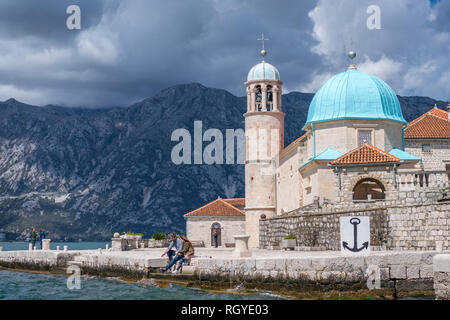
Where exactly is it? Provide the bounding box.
[160,234,194,274]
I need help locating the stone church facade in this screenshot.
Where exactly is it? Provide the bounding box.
[185,50,450,249]
[185,198,245,248]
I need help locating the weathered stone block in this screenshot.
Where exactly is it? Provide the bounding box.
[365,255,389,268]
[390,265,406,279]
[406,265,420,279]
[291,258,313,271]
[387,252,421,265]
[297,270,317,281]
[380,267,389,281]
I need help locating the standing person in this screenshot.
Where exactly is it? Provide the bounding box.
[39,228,47,249]
[160,233,182,263]
[31,228,38,249]
[160,235,194,274]
[212,228,218,248]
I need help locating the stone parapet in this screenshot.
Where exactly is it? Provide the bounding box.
[192,251,442,294]
[0,250,81,271]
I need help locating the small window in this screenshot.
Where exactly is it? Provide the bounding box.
[358,130,372,146]
[422,144,431,152]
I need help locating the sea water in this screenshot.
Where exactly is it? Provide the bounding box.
[0,241,110,251]
[0,242,281,300]
[0,270,281,300]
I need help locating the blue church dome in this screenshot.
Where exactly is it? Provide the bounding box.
[305,69,406,127]
[247,62,280,81]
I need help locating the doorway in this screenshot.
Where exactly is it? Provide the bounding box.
[353,178,386,200]
[211,223,222,247]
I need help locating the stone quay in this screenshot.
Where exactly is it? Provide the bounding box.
[0,247,449,298]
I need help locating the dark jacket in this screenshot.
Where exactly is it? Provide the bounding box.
[178,241,194,257]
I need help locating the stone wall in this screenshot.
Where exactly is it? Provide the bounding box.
[260,208,388,250]
[405,139,450,171]
[433,254,450,300]
[0,250,80,271]
[260,201,450,251]
[186,216,245,247]
[277,145,302,214]
[192,251,438,294]
[387,203,449,250]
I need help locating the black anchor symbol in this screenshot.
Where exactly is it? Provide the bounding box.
[342,217,369,252]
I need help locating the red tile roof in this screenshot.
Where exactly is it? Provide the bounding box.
[184,198,245,217]
[292,133,307,144]
[222,198,245,208]
[408,106,448,125]
[330,143,401,165]
[405,107,450,139]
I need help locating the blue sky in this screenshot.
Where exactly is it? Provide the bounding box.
[0,0,448,107]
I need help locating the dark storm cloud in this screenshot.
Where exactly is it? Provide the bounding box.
[0,0,447,107]
[0,0,114,42]
[307,0,450,100]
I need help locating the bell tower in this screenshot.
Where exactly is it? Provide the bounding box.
[244,34,284,248]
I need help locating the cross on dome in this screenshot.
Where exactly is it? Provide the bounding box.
[257,33,269,60]
[347,50,357,70]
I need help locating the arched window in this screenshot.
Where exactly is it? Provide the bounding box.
[211,223,222,247]
[255,85,262,111]
[353,178,385,200]
[266,85,273,111]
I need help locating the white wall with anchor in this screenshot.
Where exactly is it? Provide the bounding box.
[340,216,371,254]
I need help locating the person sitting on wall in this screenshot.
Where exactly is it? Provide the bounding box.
[160,233,182,264]
[160,235,194,274]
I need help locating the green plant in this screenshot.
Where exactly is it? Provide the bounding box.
[152,232,167,240]
[122,232,143,236]
[284,235,297,240]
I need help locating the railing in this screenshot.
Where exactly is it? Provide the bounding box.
[397,170,450,191]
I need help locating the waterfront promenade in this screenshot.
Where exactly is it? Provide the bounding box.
[0,247,448,297]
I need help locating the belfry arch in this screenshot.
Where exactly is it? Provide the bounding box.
[352,178,385,200]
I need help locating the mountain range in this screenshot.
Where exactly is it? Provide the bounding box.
[0,83,448,240]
